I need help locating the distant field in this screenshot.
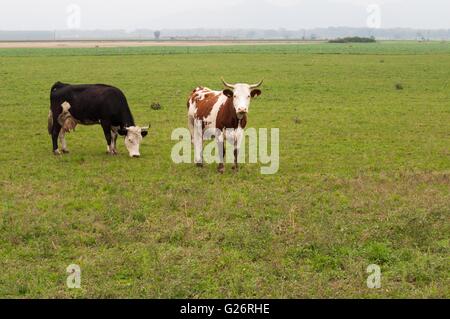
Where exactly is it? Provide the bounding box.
[0,42,449,298]
[0,40,450,56]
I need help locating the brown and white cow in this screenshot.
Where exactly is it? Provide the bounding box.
[187,78,263,173]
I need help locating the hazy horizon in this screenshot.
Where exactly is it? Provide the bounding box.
[1,0,449,31]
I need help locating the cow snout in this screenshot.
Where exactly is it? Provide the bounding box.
[237,108,248,114]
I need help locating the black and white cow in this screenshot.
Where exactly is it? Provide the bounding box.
[48,82,149,157]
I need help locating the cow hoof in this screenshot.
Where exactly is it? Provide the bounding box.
[196,163,204,168]
[217,166,225,174]
[232,165,239,172]
[53,150,62,156]
[62,149,70,154]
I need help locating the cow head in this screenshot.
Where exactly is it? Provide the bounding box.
[124,125,149,158]
[221,78,263,119]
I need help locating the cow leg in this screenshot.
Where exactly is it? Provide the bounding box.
[59,129,69,154]
[193,119,203,166]
[110,127,119,155]
[188,115,195,144]
[232,127,244,171]
[51,121,62,155]
[232,148,238,171]
[217,129,225,174]
[101,121,114,155]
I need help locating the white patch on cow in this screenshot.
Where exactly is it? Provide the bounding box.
[203,94,228,131]
[61,101,71,112]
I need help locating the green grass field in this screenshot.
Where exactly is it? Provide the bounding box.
[0,42,449,298]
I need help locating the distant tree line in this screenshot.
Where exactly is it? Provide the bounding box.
[328,36,376,43]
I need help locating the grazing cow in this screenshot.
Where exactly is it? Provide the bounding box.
[187,78,263,173]
[48,82,149,157]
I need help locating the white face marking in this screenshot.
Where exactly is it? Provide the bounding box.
[124,126,144,157]
[231,84,252,116]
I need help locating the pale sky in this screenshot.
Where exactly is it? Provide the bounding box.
[1,0,449,30]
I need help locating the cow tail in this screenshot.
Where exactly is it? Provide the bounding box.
[47,110,53,135]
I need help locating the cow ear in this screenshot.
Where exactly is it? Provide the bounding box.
[141,131,148,138]
[251,89,262,98]
[223,89,233,98]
